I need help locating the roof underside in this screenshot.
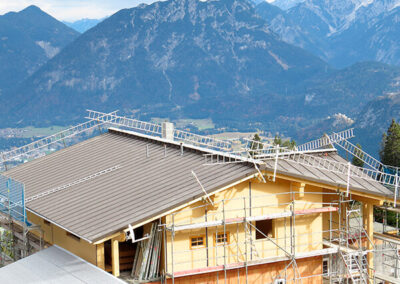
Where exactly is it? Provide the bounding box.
[4,129,256,242]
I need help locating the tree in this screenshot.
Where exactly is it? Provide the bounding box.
[282,139,296,150]
[352,143,364,168]
[380,119,400,167]
[249,134,263,157]
[273,135,282,146]
[273,135,296,150]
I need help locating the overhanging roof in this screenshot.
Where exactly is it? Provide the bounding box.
[262,151,392,198]
[2,127,391,243]
[3,128,256,242]
[0,245,124,283]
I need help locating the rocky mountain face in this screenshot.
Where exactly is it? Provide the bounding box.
[355,92,400,155]
[1,0,400,157]
[64,18,104,33]
[3,0,333,127]
[292,61,400,153]
[255,0,400,156]
[258,0,400,67]
[0,6,80,97]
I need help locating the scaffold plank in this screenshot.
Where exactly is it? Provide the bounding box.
[374,232,400,245]
[172,207,338,231]
[375,272,400,284]
[172,248,338,278]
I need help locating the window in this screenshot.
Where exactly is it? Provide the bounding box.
[190,236,205,248]
[323,259,329,275]
[66,232,80,241]
[274,280,285,284]
[215,233,229,245]
[255,219,274,239]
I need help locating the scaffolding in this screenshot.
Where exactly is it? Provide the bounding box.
[0,174,43,266]
[161,190,374,283]
[373,206,400,283]
[0,111,394,283]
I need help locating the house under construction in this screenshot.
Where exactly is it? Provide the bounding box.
[0,110,400,283]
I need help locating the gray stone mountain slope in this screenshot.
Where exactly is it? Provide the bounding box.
[254,0,400,157]
[3,0,331,127]
[355,92,400,155]
[256,0,400,67]
[0,6,80,97]
[2,0,399,158]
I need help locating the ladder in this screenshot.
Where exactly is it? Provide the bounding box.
[334,138,399,174]
[0,111,117,171]
[340,251,368,283]
[86,110,233,151]
[339,205,373,283]
[296,129,355,152]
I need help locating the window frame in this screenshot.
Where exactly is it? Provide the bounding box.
[190,235,205,249]
[322,258,329,275]
[214,232,230,246]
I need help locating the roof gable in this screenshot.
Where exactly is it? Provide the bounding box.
[4,129,256,242]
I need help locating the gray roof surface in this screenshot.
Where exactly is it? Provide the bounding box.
[3,128,391,243]
[0,245,124,283]
[262,151,392,197]
[4,129,256,242]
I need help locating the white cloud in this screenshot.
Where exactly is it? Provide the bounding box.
[0,0,156,21]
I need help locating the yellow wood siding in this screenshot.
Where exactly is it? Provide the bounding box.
[165,177,326,273]
[26,211,97,265]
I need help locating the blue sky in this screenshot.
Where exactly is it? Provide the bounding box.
[0,0,157,21]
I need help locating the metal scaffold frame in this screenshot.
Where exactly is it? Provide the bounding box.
[204,139,400,201]
[0,174,43,266]
[373,205,400,283]
[161,190,374,284]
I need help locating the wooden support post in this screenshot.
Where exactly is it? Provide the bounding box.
[112,237,120,277]
[364,202,374,271]
[96,243,105,270]
[293,182,306,198]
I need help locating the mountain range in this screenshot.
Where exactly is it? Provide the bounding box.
[64,18,104,33]
[0,6,79,98]
[0,0,400,157]
[258,0,400,68]
[3,0,332,127]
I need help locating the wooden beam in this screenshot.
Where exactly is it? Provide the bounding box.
[273,172,389,202]
[352,195,383,206]
[364,202,374,270]
[96,243,105,270]
[374,232,400,245]
[93,231,125,245]
[111,237,120,277]
[292,182,306,198]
